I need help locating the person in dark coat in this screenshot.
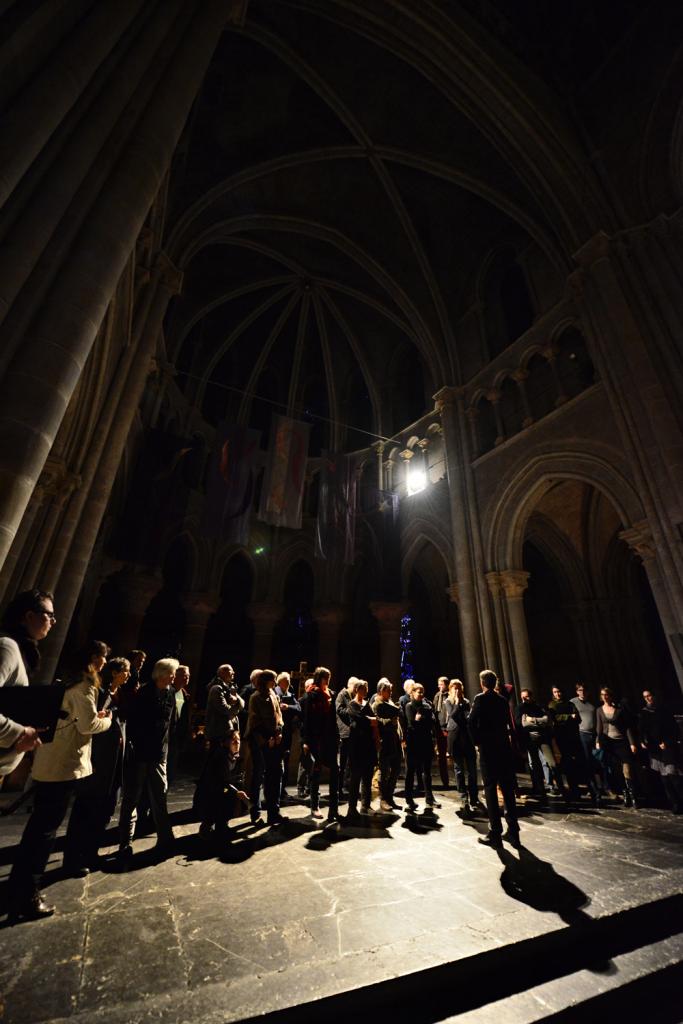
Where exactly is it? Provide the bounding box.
[444,678,478,812]
[196,729,248,844]
[301,666,339,822]
[639,689,683,813]
[403,683,440,811]
[468,668,519,846]
[245,669,285,827]
[275,671,301,802]
[335,678,354,801]
[65,656,130,871]
[117,658,177,864]
[337,678,377,819]
[373,678,403,810]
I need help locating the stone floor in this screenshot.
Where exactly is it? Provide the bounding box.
[1,779,682,1024]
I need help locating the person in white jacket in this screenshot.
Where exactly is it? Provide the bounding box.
[7,641,111,923]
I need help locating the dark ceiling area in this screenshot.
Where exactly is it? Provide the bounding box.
[159,0,678,455]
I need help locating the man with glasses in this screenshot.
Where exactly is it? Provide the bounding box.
[0,589,55,776]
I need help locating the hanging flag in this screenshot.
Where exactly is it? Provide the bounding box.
[258,415,310,529]
[203,423,261,546]
[315,451,357,564]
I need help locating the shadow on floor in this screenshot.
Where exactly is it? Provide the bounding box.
[232,887,683,1024]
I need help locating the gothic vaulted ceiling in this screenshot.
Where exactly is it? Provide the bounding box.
[161,0,681,454]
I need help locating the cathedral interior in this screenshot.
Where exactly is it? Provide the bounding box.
[1,2,683,1022]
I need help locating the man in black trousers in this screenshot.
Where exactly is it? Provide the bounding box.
[468,668,519,847]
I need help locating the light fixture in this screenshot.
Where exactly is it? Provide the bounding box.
[407,467,427,495]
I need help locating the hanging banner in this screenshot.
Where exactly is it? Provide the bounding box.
[203,423,261,546]
[258,415,310,529]
[315,451,357,564]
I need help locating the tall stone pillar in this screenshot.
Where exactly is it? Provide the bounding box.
[620,520,683,694]
[0,1,228,568]
[434,387,494,695]
[247,603,283,671]
[115,571,162,655]
[370,601,408,697]
[37,253,184,680]
[499,570,534,694]
[313,604,346,682]
[181,591,219,702]
[573,227,683,625]
[485,572,513,684]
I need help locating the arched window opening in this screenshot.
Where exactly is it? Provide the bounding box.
[525,354,557,421]
[555,327,595,399]
[498,376,525,438]
[483,249,534,359]
[475,397,498,455]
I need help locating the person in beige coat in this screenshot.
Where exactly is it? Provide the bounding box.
[7,641,112,923]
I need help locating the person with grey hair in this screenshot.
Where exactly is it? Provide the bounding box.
[374,678,403,810]
[337,679,377,820]
[336,676,357,802]
[117,657,178,865]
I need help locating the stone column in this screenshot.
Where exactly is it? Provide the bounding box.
[620,520,683,694]
[116,571,162,654]
[434,387,493,696]
[370,601,409,697]
[37,253,183,680]
[181,591,219,701]
[499,570,534,694]
[573,228,683,621]
[0,1,228,568]
[247,602,283,671]
[485,572,513,683]
[313,604,346,682]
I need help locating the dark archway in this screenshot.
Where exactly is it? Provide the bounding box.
[272,560,319,671]
[199,553,255,703]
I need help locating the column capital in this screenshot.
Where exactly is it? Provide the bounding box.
[155,250,184,296]
[118,570,163,616]
[499,569,530,599]
[446,582,460,605]
[433,385,462,412]
[247,601,284,626]
[182,590,220,623]
[369,601,409,628]
[619,520,657,563]
[38,456,81,502]
[573,230,613,268]
[313,603,348,626]
[371,440,386,456]
[484,571,503,597]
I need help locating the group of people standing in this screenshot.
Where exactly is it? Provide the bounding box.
[1,586,682,924]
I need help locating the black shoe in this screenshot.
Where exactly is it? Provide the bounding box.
[62,860,90,878]
[426,798,441,808]
[116,845,134,869]
[8,892,55,923]
[405,800,417,813]
[268,814,286,827]
[345,808,361,822]
[502,829,521,847]
[478,832,503,847]
[389,801,403,811]
[250,809,262,825]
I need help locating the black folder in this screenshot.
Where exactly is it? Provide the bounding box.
[0,684,65,743]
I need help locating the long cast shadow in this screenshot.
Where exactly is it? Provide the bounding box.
[235,891,683,1024]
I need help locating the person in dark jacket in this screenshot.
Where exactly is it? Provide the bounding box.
[469,669,519,846]
[275,671,301,803]
[245,669,285,827]
[335,678,355,801]
[444,679,478,813]
[432,675,450,788]
[548,685,585,802]
[65,656,130,872]
[338,679,377,820]
[373,678,403,811]
[301,666,339,822]
[596,688,639,807]
[639,689,683,813]
[117,658,178,864]
[197,729,248,844]
[403,683,440,811]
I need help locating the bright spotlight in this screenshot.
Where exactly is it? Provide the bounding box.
[407,467,427,495]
